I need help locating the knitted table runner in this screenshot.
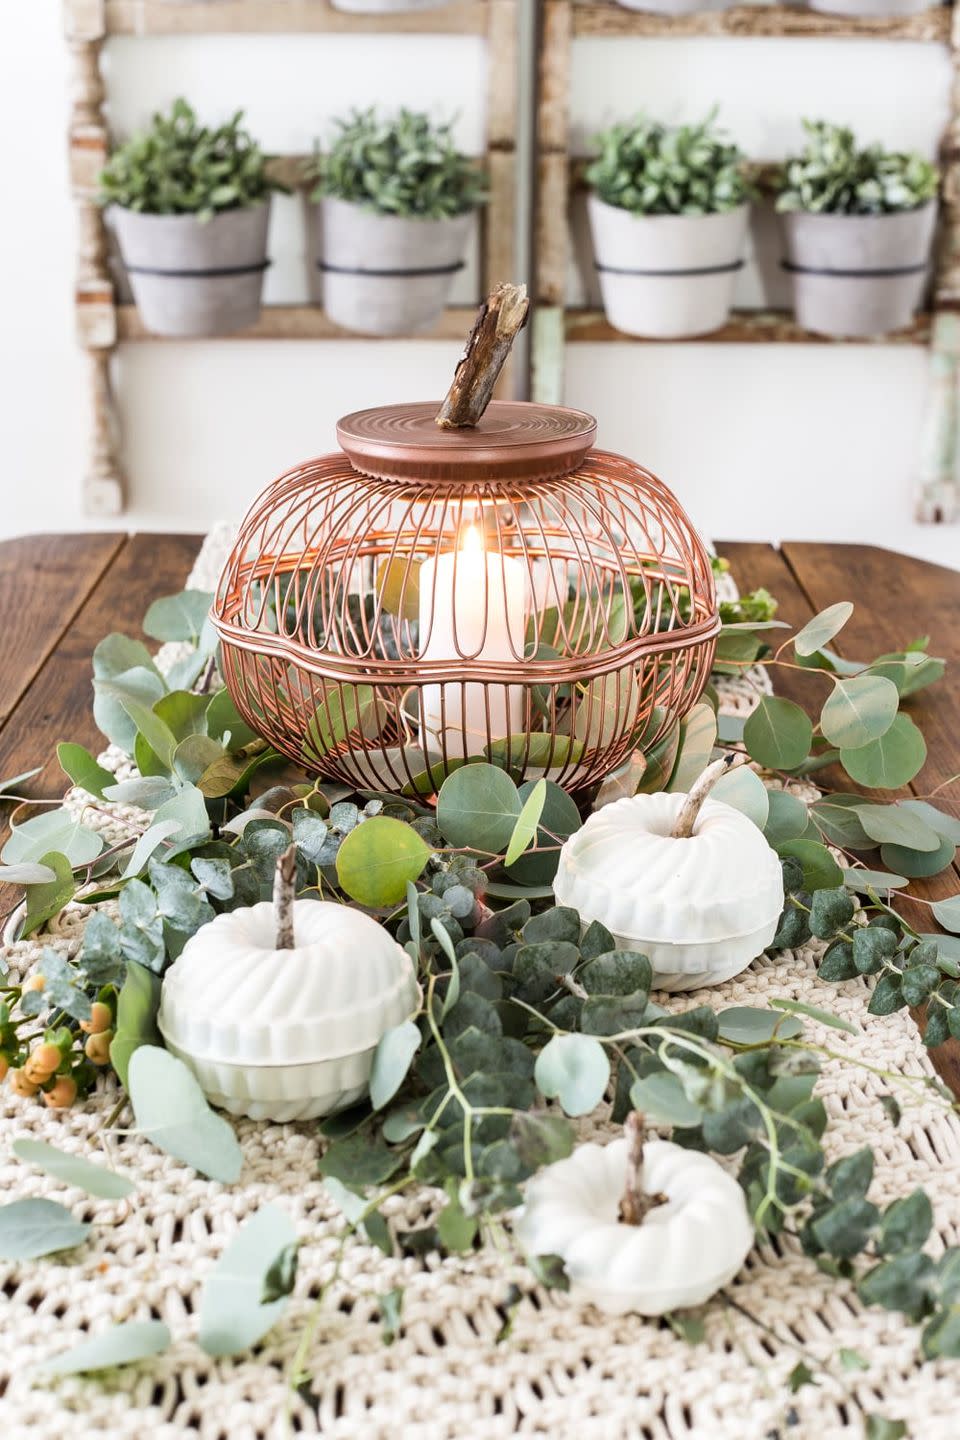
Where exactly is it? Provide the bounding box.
[1,528,958,1440]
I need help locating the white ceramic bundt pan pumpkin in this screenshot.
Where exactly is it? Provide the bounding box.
[159,894,420,1123]
[515,1126,754,1315]
[553,756,784,990]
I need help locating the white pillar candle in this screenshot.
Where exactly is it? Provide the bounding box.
[419,524,527,760]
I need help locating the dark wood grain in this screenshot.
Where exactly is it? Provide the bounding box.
[0,533,124,728]
[719,542,960,1098]
[0,534,203,807]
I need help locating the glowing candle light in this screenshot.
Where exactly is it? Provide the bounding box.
[418,521,527,760]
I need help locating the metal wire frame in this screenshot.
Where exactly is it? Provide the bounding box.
[213,449,719,795]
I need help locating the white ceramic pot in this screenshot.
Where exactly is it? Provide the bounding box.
[781,202,937,338]
[553,790,784,991]
[316,196,473,335]
[614,0,732,11]
[158,899,420,1122]
[515,1136,754,1315]
[111,203,271,338]
[808,0,926,14]
[587,195,749,339]
[331,0,447,10]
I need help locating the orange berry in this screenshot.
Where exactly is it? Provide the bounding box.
[43,1076,78,1109]
[84,1031,113,1066]
[25,1043,62,1082]
[9,1068,39,1098]
[23,974,46,993]
[79,1002,112,1036]
[0,1056,8,1082]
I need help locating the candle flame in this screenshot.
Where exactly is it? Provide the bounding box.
[461,523,483,557]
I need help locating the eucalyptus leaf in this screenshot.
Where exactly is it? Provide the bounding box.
[120,818,183,880]
[770,997,858,1035]
[630,1071,703,1127]
[22,850,76,939]
[39,1321,171,1377]
[57,742,114,800]
[932,895,960,933]
[534,1033,610,1117]
[879,836,956,880]
[820,676,899,750]
[842,868,909,893]
[0,766,42,798]
[143,589,214,644]
[370,1020,422,1111]
[743,696,813,772]
[13,1139,134,1200]
[505,779,547,866]
[841,714,927,790]
[93,667,166,752]
[853,804,940,852]
[667,703,717,793]
[128,1046,242,1183]
[710,764,769,829]
[0,861,58,885]
[436,764,522,854]
[0,1197,90,1260]
[2,809,103,868]
[198,1204,297,1357]
[717,1006,803,1044]
[793,602,853,657]
[763,789,810,846]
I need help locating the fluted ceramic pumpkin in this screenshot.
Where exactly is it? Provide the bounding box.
[158,899,420,1122]
[515,1134,754,1315]
[553,758,783,991]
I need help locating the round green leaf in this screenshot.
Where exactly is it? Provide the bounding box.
[436,763,522,854]
[504,779,581,886]
[369,1020,423,1111]
[841,714,927,790]
[629,1071,702,1127]
[932,895,960,933]
[717,1006,803,1044]
[793,602,854,658]
[777,838,844,892]
[879,836,956,880]
[505,779,547,867]
[534,1033,610,1117]
[13,1140,134,1200]
[335,816,431,907]
[763,789,811,846]
[710,764,769,830]
[143,589,214,643]
[810,794,876,851]
[842,867,909,893]
[820,676,899,749]
[853,804,940,852]
[743,696,813,771]
[667,703,718,793]
[0,1197,90,1260]
[41,1321,171,1377]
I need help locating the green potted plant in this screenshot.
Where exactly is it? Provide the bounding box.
[808,0,927,17]
[308,108,486,336]
[99,98,282,338]
[614,0,733,14]
[777,120,938,338]
[585,113,750,338]
[331,0,447,10]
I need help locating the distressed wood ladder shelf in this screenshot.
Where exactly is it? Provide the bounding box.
[64,0,519,515]
[533,1,960,525]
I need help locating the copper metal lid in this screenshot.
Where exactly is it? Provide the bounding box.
[336,400,597,483]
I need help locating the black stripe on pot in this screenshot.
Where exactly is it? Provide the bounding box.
[781,260,928,278]
[594,259,745,277]
[124,260,272,278]
[318,260,466,277]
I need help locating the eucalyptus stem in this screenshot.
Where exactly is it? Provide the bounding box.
[274,845,298,950]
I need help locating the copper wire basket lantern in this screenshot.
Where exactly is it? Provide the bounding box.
[213,292,720,796]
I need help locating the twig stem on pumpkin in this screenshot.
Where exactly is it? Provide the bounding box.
[274,844,298,949]
[619,1110,667,1226]
[435,282,529,429]
[671,752,745,840]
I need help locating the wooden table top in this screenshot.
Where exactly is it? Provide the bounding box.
[3,533,959,1090]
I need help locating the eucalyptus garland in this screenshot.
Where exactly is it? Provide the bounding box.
[0,564,958,1401]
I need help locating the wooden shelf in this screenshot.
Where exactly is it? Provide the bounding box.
[102,0,489,36]
[571,2,951,43]
[565,308,933,344]
[116,303,478,342]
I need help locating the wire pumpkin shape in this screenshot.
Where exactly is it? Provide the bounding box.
[212,291,719,797]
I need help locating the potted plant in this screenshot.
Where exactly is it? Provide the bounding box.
[585,112,750,339]
[331,1,447,10]
[308,108,486,336]
[99,98,282,338]
[613,0,733,14]
[777,120,938,338]
[808,0,927,16]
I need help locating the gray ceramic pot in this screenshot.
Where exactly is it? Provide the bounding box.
[316,196,473,335]
[588,195,749,338]
[781,202,937,338]
[111,203,271,338]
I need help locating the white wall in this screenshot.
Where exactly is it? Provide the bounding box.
[0,9,958,568]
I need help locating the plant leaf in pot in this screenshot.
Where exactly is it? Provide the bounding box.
[613,0,732,14]
[100,99,283,338]
[585,111,751,339]
[308,108,486,336]
[330,0,448,10]
[777,119,939,339]
[807,0,928,17]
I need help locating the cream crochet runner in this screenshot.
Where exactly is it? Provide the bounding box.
[1,529,958,1440]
